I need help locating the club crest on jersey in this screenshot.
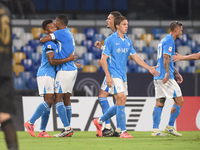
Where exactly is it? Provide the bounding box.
[102,45,106,51]
[168,46,172,52]
[127,42,130,46]
[47,45,51,49]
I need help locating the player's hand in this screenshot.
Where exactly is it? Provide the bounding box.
[106,76,113,87]
[162,73,169,83]
[94,41,102,49]
[75,61,82,68]
[175,73,183,84]
[98,60,102,66]
[68,52,78,61]
[172,53,182,62]
[149,66,160,77]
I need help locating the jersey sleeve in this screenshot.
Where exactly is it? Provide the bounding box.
[50,30,63,41]
[102,37,112,56]
[129,40,136,56]
[44,41,56,53]
[163,40,173,56]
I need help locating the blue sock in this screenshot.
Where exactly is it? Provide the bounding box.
[56,102,69,127]
[168,105,181,126]
[117,105,126,131]
[30,101,49,124]
[153,107,163,129]
[100,105,117,122]
[40,108,50,131]
[99,97,110,124]
[65,105,72,125]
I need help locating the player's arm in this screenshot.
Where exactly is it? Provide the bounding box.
[40,35,52,43]
[101,54,113,87]
[47,51,78,66]
[131,54,160,77]
[162,53,170,83]
[174,67,183,84]
[172,52,200,62]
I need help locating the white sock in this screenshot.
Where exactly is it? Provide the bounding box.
[115,128,121,133]
[105,124,111,129]
[97,118,103,125]
[64,126,71,131]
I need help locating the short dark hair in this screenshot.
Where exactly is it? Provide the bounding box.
[56,14,68,26]
[42,19,53,30]
[114,16,127,29]
[110,11,122,19]
[170,21,183,31]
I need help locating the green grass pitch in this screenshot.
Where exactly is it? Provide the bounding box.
[0,131,200,150]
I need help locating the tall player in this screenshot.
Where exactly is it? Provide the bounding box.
[0,3,18,149]
[93,16,159,138]
[40,14,78,137]
[24,19,78,137]
[152,21,184,137]
[94,11,122,137]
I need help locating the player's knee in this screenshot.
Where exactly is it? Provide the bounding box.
[156,97,166,107]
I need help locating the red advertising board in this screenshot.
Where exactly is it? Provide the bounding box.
[176,96,200,131]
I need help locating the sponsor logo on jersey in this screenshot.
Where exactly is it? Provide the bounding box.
[47,45,51,49]
[168,46,172,52]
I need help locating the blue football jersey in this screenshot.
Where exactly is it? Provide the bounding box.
[37,41,57,78]
[154,34,175,80]
[51,28,77,71]
[102,32,136,82]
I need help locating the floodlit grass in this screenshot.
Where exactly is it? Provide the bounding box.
[0,131,200,150]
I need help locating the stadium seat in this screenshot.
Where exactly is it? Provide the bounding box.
[13,52,26,64]
[137,52,148,61]
[33,0,46,11]
[149,40,160,51]
[36,45,43,54]
[179,33,190,45]
[12,46,18,53]
[142,46,156,58]
[185,66,197,73]
[75,46,87,58]
[28,77,38,89]
[133,47,140,53]
[99,27,113,38]
[90,59,101,70]
[175,39,183,50]
[150,53,157,62]
[12,33,17,40]
[81,0,95,11]
[97,0,112,11]
[81,40,93,52]
[135,66,148,73]
[194,59,200,69]
[191,34,200,45]
[20,45,34,58]
[12,64,24,77]
[82,65,97,72]
[73,33,86,45]
[152,28,165,39]
[127,34,136,43]
[69,27,78,34]
[159,33,168,40]
[21,59,33,71]
[140,33,154,46]
[30,64,40,77]
[29,52,42,65]
[127,59,138,72]
[12,27,25,38]
[84,27,97,40]
[90,46,102,59]
[133,40,147,51]
[21,33,34,45]
[92,33,105,44]
[19,71,32,85]
[14,76,27,89]
[175,61,190,71]
[28,39,41,51]
[13,39,25,50]
[82,53,95,65]
[177,46,192,55]
[131,28,146,39]
[145,59,156,66]
[31,27,44,39]
[185,40,198,52]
